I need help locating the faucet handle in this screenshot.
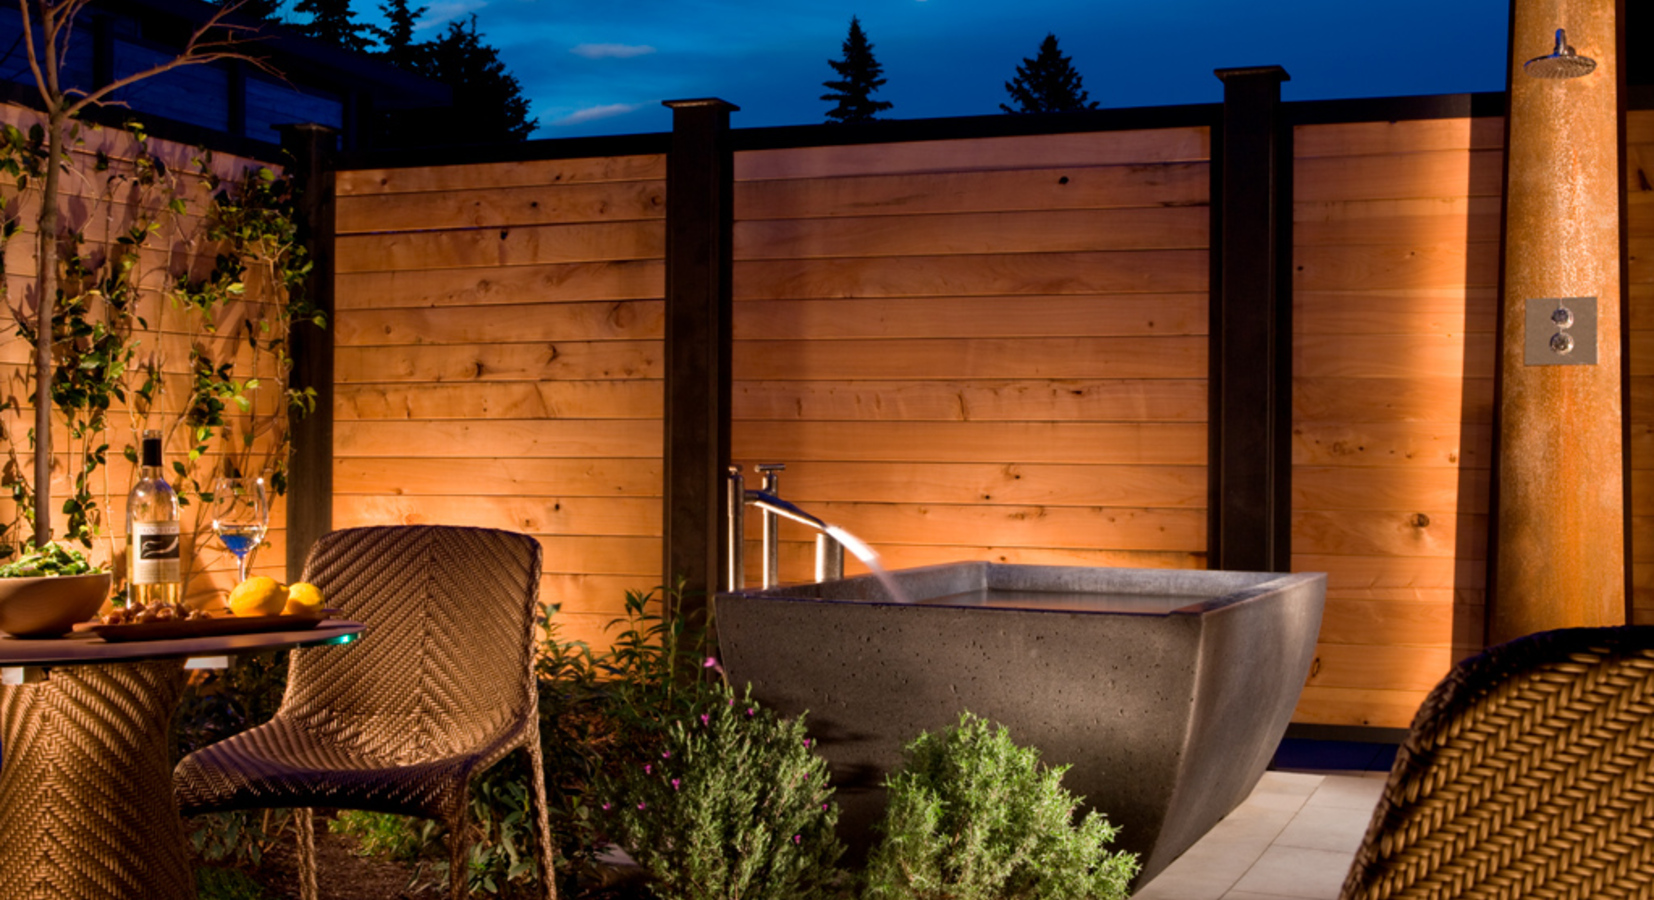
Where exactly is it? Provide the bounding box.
[755,463,786,473]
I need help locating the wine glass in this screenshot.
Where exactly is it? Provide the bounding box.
[211,474,269,583]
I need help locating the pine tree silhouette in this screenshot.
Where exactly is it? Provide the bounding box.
[821,16,894,123]
[369,0,427,67]
[292,0,373,53]
[1001,33,1099,113]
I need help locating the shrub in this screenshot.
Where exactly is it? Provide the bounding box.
[595,684,845,900]
[863,712,1138,900]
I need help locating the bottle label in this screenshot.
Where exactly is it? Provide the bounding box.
[132,521,181,584]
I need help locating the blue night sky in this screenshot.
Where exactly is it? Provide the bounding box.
[351,0,1514,139]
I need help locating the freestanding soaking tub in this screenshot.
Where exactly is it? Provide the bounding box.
[715,562,1326,884]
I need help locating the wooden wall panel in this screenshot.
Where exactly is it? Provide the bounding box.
[730,131,1211,590]
[1628,110,1654,626]
[332,154,667,648]
[0,104,286,607]
[1291,116,1504,728]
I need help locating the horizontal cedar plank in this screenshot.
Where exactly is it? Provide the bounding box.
[336,382,661,421]
[1295,377,1494,425]
[1323,587,1482,605]
[1296,288,1497,335]
[1631,517,1654,563]
[733,162,1208,220]
[1295,333,1496,379]
[1292,686,1426,728]
[539,535,659,576]
[1294,465,1491,513]
[335,180,666,234]
[540,574,662,617]
[1291,554,1486,591]
[741,461,1206,508]
[335,155,667,196]
[1293,118,1503,158]
[1293,509,1486,559]
[1294,199,1500,247]
[332,494,660,537]
[1629,111,1654,144]
[1293,243,1500,292]
[334,260,664,311]
[1308,642,1454,692]
[1292,422,1492,468]
[733,379,1206,422]
[1295,149,1505,202]
[733,207,1208,260]
[336,300,664,346]
[333,457,661,497]
[734,128,1211,181]
[1317,597,1457,648]
[335,220,665,274]
[733,250,1207,300]
[734,336,1206,381]
[335,341,661,383]
[734,294,1207,340]
[335,419,660,459]
[764,500,1205,552]
[761,541,1205,576]
[734,421,1206,465]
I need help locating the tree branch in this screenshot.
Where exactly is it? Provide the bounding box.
[63,3,278,119]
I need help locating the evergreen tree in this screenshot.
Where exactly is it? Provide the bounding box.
[292,0,372,54]
[379,15,537,145]
[821,16,892,123]
[368,0,426,67]
[1001,33,1099,114]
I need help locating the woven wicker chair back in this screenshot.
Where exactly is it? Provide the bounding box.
[1340,625,1654,900]
[282,525,541,762]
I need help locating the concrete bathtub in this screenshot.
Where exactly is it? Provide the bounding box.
[715,562,1326,884]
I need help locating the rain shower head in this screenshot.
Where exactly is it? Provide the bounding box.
[1525,28,1596,79]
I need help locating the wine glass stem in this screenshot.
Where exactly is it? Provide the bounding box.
[236,554,251,583]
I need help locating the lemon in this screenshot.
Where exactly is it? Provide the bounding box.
[283,582,326,619]
[228,576,287,617]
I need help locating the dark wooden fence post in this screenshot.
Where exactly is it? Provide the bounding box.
[1209,66,1293,573]
[280,124,337,581]
[662,98,739,621]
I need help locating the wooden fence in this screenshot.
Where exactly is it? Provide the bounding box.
[328,99,1651,730]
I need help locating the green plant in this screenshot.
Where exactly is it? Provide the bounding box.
[862,712,1138,900]
[194,865,272,900]
[595,684,845,900]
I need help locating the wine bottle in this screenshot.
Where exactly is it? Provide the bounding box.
[128,429,181,607]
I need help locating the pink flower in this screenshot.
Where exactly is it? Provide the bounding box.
[700,714,710,726]
[638,802,647,810]
[746,707,755,716]
[671,779,680,791]
[601,802,612,811]
[662,750,672,759]
[644,764,652,774]
[792,835,802,845]
[821,803,828,810]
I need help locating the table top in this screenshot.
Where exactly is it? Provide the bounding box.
[0,619,363,667]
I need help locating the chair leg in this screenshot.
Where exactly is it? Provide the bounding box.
[448,809,471,900]
[295,807,319,900]
[526,739,558,900]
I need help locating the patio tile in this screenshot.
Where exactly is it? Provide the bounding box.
[1273,804,1370,854]
[1303,774,1387,811]
[1229,845,1355,899]
[1239,771,1322,813]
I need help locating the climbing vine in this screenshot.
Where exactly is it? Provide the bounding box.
[0,117,314,602]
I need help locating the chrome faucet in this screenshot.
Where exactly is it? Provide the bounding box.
[726,463,845,591]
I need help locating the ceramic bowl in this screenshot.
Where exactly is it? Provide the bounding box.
[0,572,112,638]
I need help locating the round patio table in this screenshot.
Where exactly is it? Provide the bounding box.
[0,620,362,900]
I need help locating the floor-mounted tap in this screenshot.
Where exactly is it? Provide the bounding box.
[726,463,846,591]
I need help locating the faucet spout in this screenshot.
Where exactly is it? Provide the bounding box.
[745,490,831,534]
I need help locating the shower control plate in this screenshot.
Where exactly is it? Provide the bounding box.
[1525,296,1596,366]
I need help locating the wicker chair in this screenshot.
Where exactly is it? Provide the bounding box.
[174,525,557,900]
[1339,625,1654,900]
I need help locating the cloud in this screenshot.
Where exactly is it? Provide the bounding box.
[552,104,643,126]
[417,1,488,30]
[571,43,658,59]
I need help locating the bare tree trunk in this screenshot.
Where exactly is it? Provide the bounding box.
[31,99,63,548]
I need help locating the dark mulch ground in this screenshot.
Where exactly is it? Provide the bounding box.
[198,811,646,900]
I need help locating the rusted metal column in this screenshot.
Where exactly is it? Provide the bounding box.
[1490,0,1626,644]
